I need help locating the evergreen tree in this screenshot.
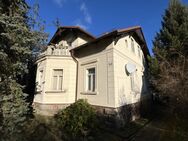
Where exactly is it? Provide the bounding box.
[153,0,188,59]
[150,0,188,107]
[0,0,48,140]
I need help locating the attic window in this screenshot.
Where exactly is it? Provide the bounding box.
[125,39,128,48]
[138,45,141,57]
[131,38,135,53]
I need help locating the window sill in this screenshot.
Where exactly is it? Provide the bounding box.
[80,91,98,95]
[45,90,66,93]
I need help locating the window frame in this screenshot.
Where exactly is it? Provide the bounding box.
[131,38,135,53]
[37,69,43,91]
[85,67,96,93]
[125,39,128,48]
[138,45,141,58]
[52,69,63,91]
[130,73,135,91]
[39,69,43,86]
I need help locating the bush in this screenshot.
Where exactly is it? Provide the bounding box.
[23,116,61,141]
[55,99,97,140]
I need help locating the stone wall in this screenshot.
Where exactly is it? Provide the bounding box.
[33,95,152,128]
[93,96,151,127]
[33,102,70,116]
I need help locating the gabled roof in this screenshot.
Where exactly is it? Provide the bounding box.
[49,26,96,44]
[71,26,150,56]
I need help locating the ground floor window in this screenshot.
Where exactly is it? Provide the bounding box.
[86,67,96,92]
[37,69,43,90]
[52,69,63,90]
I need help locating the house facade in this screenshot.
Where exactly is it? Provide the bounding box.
[33,26,150,121]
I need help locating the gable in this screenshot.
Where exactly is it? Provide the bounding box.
[49,26,95,47]
[72,26,149,62]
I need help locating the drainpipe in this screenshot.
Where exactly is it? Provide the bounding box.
[70,49,78,102]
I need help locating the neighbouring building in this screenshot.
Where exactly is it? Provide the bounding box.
[33,26,151,123]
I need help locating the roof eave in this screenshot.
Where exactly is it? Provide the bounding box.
[48,26,96,45]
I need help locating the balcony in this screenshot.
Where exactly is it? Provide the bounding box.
[38,45,71,58]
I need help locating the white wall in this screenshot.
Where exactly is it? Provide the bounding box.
[75,35,148,108]
[34,58,47,103]
[113,35,147,107]
[56,33,90,48]
[34,56,77,104]
[34,32,149,111]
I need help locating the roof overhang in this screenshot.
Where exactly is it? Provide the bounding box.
[48,26,96,45]
[71,26,150,57]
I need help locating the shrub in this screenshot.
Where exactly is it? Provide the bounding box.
[55,99,97,140]
[23,116,61,141]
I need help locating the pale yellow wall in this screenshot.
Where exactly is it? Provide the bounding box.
[56,34,90,48]
[113,35,147,107]
[34,31,91,106]
[76,40,116,108]
[34,56,77,104]
[77,37,88,46]
[75,35,148,108]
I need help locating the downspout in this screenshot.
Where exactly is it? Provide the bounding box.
[70,49,78,102]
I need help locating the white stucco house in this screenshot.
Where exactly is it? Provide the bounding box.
[33,26,150,121]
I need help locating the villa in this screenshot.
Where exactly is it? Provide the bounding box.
[33,26,150,122]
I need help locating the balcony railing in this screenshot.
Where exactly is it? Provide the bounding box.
[38,45,71,58]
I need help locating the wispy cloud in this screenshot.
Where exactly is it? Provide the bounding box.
[80,2,92,24]
[74,19,88,30]
[53,0,66,7]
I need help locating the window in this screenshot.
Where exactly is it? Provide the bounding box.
[131,38,135,53]
[86,68,96,92]
[130,73,135,91]
[143,55,145,65]
[52,69,63,90]
[125,39,128,48]
[38,70,43,86]
[37,70,43,91]
[138,45,141,57]
[142,76,147,92]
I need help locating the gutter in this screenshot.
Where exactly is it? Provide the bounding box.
[70,49,78,102]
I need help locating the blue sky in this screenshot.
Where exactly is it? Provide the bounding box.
[27,0,188,54]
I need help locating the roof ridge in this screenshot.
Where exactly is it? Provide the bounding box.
[117,26,141,32]
[58,26,96,39]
